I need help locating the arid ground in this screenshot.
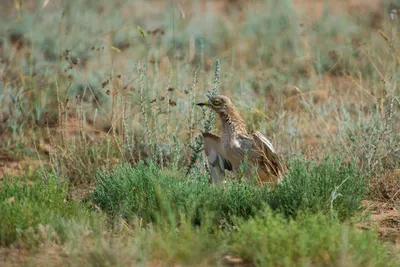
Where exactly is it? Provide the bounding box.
[0,0,399,266]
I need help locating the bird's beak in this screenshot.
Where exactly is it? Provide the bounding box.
[196,101,209,106]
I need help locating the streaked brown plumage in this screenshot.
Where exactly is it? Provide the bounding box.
[197,94,285,185]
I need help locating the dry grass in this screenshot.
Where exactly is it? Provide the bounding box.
[0,0,400,265]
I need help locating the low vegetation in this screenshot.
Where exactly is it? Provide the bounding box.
[0,161,397,266]
[92,157,367,225]
[0,0,399,266]
[0,175,96,247]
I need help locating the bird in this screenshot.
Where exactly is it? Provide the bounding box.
[196,94,285,185]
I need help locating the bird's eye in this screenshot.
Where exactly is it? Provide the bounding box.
[212,99,221,105]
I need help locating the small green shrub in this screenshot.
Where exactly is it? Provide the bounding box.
[229,208,397,267]
[144,214,225,265]
[268,156,368,220]
[63,209,398,267]
[0,175,93,246]
[92,161,270,225]
[92,156,368,226]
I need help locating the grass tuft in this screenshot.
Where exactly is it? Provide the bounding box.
[92,156,368,226]
[0,175,95,246]
[229,208,397,267]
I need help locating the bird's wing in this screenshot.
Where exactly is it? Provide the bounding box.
[250,131,284,177]
[203,132,233,184]
[236,132,283,177]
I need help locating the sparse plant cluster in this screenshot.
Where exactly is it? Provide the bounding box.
[0,158,396,266]
[92,157,367,225]
[0,0,400,265]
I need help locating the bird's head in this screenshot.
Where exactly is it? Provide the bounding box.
[196,94,232,114]
[197,94,247,133]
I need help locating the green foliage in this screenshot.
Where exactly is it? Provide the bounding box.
[63,209,398,267]
[62,212,225,266]
[0,175,93,246]
[92,157,368,226]
[229,209,397,267]
[142,214,225,265]
[1,0,400,264]
[268,157,368,220]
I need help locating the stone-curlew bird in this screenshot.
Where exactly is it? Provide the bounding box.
[197,94,285,185]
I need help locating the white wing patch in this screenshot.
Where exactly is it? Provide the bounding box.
[203,133,233,184]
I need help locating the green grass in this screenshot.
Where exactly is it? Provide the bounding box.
[0,175,96,246]
[0,160,396,266]
[59,209,398,267]
[229,209,397,267]
[1,0,400,265]
[268,157,368,220]
[92,156,368,226]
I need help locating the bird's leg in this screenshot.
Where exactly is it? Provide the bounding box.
[209,165,222,184]
[224,168,237,181]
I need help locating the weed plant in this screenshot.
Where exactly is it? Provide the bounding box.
[92,156,368,226]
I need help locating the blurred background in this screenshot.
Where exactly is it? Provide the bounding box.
[1,0,399,175]
[0,1,399,265]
